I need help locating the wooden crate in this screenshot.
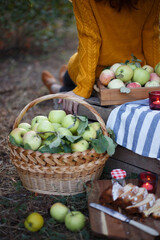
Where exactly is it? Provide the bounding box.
[97,80,160,106]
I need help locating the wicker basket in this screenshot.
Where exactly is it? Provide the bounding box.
[8,93,109,195]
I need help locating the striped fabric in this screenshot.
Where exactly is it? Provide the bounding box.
[106,99,160,159]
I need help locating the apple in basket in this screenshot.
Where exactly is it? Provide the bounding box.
[62,114,80,134]
[9,128,27,145]
[37,120,54,139]
[23,131,42,150]
[18,122,32,132]
[50,202,69,223]
[82,126,97,141]
[65,211,86,232]
[88,121,101,132]
[71,139,89,152]
[48,110,66,124]
[57,127,73,137]
[115,65,133,82]
[31,115,48,128]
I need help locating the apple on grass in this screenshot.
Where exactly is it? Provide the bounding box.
[31,115,48,128]
[62,114,80,134]
[23,131,42,150]
[18,122,31,132]
[115,65,133,82]
[9,128,27,145]
[37,120,54,139]
[24,212,44,232]
[50,202,69,223]
[82,126,97,141]
[99,69,115,86]
[71,139,89,152]
[48,110,66,124]
[132,68,150,85]
[65,211,86,232]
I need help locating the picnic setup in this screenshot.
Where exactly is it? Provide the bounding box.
[7,60,160,240]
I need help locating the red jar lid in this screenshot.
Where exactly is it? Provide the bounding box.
[111,169,126,179]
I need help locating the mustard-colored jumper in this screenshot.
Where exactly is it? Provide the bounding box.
[68,0,160,98]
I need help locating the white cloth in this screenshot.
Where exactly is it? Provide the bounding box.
[106,99,160,159]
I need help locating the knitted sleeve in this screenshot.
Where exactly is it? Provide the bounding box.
[71,0,102,98]
[142,0,160,67]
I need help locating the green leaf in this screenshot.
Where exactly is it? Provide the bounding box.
[124,60,130,64]
[62,143,72,153]
[9,135,22,147]
[107,128,117,143]
[23,143,32,150]
[77,116,88,135]
[91,135,108,154]
[65,135,82,143]
[38,145,63,154]
[104,135,116,156]
[120,86,131,94]
[49,136,61,148]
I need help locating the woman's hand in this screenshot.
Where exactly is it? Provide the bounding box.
[58,91,84,114]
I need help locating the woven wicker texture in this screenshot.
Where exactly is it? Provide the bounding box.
[8,93,109,195]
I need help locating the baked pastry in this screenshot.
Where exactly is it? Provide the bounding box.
[143,198,160,218]
[125,193,156,214]
[99,182,124,205]
[129,187,148,205]
[116,183,139,207]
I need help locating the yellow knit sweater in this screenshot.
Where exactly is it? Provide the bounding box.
[68,0,160,98]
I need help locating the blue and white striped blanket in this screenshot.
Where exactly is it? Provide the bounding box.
[106,99,160,159]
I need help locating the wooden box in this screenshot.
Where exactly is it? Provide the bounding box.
[97,80,160,106]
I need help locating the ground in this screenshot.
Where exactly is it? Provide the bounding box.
[0,27,106,240]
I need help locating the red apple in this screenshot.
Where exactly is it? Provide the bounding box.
[99,69,115,86]
[150,73,160,83]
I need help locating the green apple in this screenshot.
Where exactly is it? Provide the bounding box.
[115,65,133,82]
[71,139,89,152]
[24,212,44,232]
[51,123,61,130]
[62,114,80,134]
[57,127,73,137]
[48,110,66,124]
[82,126,97,141]
[155,62,160,76]
[142,65,154,73]
[9,128,27,145]
[127,62,137,71]
[32,122,39,132]
[37,120,54,139]
[132,68,150,85]
[23,130,42,150]
[18,122,32,132]
[31,115,48,128]
[108,79,125,89]
[50,202,69,223]
[89,122,101,132]
[65,211,86,232]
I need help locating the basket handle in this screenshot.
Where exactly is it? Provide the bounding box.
[13,93,108,136]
